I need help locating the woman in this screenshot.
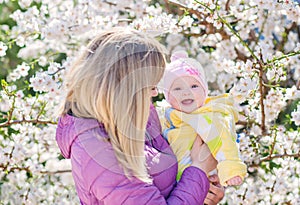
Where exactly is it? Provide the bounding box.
[56,28,224,204]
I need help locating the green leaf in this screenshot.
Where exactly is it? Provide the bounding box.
[1,79,8,87]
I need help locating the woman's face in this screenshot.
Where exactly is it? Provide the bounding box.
[168,76,206,113]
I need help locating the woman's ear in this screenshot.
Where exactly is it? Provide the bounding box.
[150,87,158,97]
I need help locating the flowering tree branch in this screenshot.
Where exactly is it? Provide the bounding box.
[268,50,300,63]
[40,170,72,174]
[0,164,71,174]
[0,101,56,128]
[166,0,255,61]
[276,22,298,51]
[258,61,267,135]
[260,152,300,162]
[0,119,57,127]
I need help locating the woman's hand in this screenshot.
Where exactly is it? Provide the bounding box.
[204,175,225,205]
[190,136,217,174]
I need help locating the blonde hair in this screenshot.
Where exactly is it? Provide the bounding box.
[60,28,166,183]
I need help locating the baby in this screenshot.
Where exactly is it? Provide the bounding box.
[162,51,247,186]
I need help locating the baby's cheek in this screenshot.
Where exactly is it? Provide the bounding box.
[194,97,203,108]
[168,94,180,106]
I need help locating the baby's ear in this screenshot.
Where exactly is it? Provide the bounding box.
[170,50,188,62]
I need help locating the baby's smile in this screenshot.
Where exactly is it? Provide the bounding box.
[181,99,194,105]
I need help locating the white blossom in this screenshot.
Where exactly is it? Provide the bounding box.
[7,62,30,82]
[0,41,8,57]
[291,104,300,126]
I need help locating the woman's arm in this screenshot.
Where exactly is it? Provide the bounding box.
[86,135,210,204]
[89,158,210,205]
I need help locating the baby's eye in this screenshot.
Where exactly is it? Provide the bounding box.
[173,87,181,91]
[191,84,199,88]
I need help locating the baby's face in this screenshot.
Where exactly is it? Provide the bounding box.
[168,76,206,113]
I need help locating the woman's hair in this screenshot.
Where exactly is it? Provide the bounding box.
[60,28,166,183]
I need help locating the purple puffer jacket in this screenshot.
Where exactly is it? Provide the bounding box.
[56,104,209,204]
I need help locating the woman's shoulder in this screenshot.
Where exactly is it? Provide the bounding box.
[71,119,119,173]
[56,114,101,159]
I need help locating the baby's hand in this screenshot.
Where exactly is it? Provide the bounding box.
[226,176,243,186]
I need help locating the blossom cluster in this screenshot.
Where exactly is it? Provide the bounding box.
[0,0,299,204]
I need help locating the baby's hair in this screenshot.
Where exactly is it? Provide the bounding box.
[60,27,167,183]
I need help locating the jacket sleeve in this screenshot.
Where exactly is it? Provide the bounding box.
[89,163,209,205]
[168,166,210,204]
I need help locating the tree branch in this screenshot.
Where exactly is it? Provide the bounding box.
[258,61,267,135]
[225,0,231,11]
[260,152,300,162]
[276,22,298,52]
[40,169,72,174]
[0,164,71,174]
[0,119,57,127]
[248,152,300,168]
